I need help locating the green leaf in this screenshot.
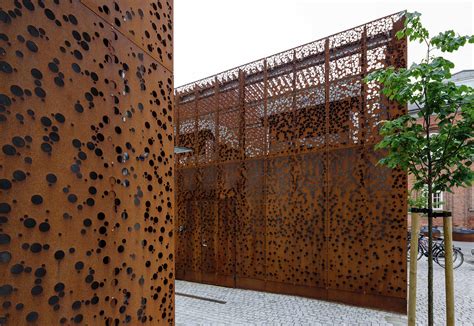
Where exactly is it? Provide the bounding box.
[364,11,474,203]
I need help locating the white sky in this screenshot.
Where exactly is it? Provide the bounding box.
[174,0,473,87]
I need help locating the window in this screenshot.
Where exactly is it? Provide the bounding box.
[422,186,444,211]
[432,191,444,210]
[420,131,444,211]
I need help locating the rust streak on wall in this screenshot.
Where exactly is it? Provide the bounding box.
[175,13,407,313]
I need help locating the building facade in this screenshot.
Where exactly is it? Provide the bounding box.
[408,70,474,229]
[175,13,408,313]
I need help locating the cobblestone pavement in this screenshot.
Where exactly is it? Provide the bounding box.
[413,241,474,325]
[175,242,474,325]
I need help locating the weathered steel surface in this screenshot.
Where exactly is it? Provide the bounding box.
[80,0,173,71]
[175,13,407,312]
[0,1,174,324]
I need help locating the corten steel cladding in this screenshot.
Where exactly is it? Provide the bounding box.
[175,13,407,312]
[0,1,174,325]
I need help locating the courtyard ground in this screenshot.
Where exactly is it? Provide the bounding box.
[175,241,474,325]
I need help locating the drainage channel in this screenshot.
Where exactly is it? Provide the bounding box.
[175,292,227,304]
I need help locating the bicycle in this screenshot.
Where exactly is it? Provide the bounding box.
[407,232,424,261]
[432,238,464,269]
[407,232,464,269]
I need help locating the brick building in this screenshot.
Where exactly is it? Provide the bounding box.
[408,70,474,229]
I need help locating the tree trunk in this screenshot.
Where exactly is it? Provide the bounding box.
[408,212,420,326]
[427,187,434,326]
[443,215,455,325]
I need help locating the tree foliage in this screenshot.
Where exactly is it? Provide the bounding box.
[366,12,474,193]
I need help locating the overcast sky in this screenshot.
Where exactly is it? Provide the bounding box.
[174,0,473,87]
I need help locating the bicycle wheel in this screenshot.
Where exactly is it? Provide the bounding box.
[434,248,445,267]
[417,238,425,260]
[453,249,464,269]
[417,247,424,260]
[407,243,423,261]
[435,248,464,269]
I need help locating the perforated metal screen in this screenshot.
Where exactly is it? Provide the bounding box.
[0,0,174,324]
[175,13,407,312]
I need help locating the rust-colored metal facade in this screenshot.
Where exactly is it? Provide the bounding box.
[175,13,407,312]
[0,1,174,324]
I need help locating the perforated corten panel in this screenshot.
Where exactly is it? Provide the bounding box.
[80,0,173,71]
[0,1,173,324]
[175,13,407,313]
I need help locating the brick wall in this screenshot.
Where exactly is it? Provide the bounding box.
[406,114,474,229]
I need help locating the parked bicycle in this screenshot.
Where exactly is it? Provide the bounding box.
[407,232,464,269]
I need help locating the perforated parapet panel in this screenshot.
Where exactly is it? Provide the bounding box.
[175,13,407,313]
[0,1,174,324]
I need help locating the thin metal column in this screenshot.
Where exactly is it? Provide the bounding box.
[213,77,221,279]
[193,87,199,167]
[263,59,269,282]
[324,38,330,291]
[214,77,220,162]
[238,70,246,160]
[360,27,367,143]
[176,93,180,150]
[194,87,203,278]
[237,70,246,284]
[291,49,297,152]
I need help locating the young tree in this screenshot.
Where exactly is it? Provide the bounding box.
[365,12,474,325]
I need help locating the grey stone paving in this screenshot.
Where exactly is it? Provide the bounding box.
[175,242,474,325]
[414,242,474,325]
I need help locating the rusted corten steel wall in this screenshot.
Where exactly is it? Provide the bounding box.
[0,1,174,325]
[175,13,407,313]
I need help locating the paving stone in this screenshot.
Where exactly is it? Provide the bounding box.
[176,243,474,325]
